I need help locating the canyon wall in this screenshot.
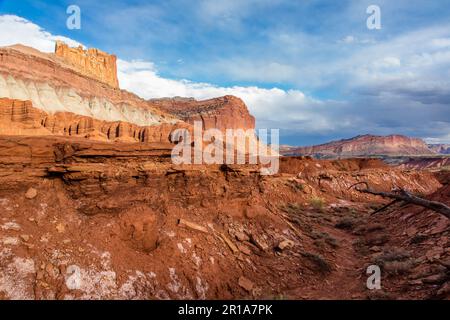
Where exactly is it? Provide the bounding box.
[0,98,189,143]
[0,44,257,139]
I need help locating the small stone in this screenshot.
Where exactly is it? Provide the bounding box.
[235,232,250,242]
[25,188,37,199]
[56,223,65,233]
[78,247,85,253]
[421,273,447,284]
[238,244,252,256]
[1,222,21,231]
[437,282,450,296]
[2,237,19,245]
[62,239,71,244]
[45,263,54,275]
[250,234,269,251]
[36,271,44,280]
[20,234,30,242]
[238,276,254,292]
[277,239,295,250]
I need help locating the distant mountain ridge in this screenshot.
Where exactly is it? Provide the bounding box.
[282,134,438,158]
[428,144,450,155]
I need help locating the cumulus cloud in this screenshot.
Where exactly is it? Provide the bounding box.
[0,15,82,52]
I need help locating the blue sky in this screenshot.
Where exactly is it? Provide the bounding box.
[1,0,450,145]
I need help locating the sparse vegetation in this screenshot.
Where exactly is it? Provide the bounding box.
[310,197,325,211]
[302,252,332,274]
[335,217,358,230]
[281,202,302,215]
[286,180,304,192]
[311,231,339,248]
[410,234,428,244]
[375,248,417,275]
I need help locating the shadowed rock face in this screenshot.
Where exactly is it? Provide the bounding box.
[283,134,436,158]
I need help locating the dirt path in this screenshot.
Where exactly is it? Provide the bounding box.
[287,224,368,299]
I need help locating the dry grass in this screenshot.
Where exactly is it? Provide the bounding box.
[375,248,417,275]
[286,180,304,192]
[311,231,339,249]
[302,252,332,274]
[335,217,359,230]
[310,197,325,211]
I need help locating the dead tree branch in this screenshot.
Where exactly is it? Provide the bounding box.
[349,182,450,220]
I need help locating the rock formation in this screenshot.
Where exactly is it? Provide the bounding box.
[0,98,190,143]
[152,95,255,132]
[54,41,119,88]
[0,44,257,140]
[283,134,436,158]
[428,144,450,155]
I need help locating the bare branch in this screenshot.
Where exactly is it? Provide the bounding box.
[350,182,450,219]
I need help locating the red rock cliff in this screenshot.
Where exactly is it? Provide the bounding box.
[55,41,119,88]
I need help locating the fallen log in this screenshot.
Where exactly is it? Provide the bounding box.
[349,182,450,220]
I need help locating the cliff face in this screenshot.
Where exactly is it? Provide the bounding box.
[283,134,436,158]
[0,98,189,143]
[0,44,256,138]
[55,41,119,89]
[152,95,255,132]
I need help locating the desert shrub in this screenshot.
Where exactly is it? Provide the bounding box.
[286,180,304,192]
[375,248,416,275]
[383,260,417,275]
[335,217,358,230]
[310,197,325,211]
[376,248,411,264]
[311,232,339,248]
[301,252,332,273]
[410,234,428,244]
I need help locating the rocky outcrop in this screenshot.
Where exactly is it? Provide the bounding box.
[151,95,255,132]
[0,45,175,126]
[0,44,257,141]
[55,41,119,88]
[283,135,436,158]
[0,98,190,143]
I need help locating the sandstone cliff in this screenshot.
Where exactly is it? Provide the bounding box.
[282,134,436,158]
[151,95,255,132]
[0,44,257,138]
[55,41,119,88]
[0,98,189,143]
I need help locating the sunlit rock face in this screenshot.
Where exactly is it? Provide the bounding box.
[0,73,167,125]
[54,41,119,89]
[0,44,176,126]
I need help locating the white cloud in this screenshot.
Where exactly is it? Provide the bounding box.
[0,15,82,52]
